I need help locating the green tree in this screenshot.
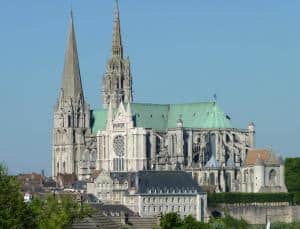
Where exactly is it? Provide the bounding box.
[209,214,248,229]
[0,163,92,229]
[160,213,210,229]
[181,215,210,229]
[160,212,183,229]
[31,194,93,229]
[0,163,37,228]
[285,158,300,192]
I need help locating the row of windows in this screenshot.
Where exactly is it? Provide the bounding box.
[97,182,128,189]
[113,158,124,171]
[143,205,196,213]
[143,196,194,204]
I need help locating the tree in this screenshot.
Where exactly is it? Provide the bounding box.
[0,163,92,229]
[160,212,183,229]
[0,163,36,228]
[160,213,210,229]
[209,214,248,229]
[181,215,210,229]
[31,194,93,229]
[285,158,300,192]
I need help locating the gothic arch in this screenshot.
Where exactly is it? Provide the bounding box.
[269,169,277,185]
[209,173,215,186]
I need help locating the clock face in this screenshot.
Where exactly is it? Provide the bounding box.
[113,135,125,157]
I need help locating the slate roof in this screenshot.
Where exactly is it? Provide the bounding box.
[91,102,231,133]
[135,170,203,194]
[110,172,133,184]
[72,180,87,190]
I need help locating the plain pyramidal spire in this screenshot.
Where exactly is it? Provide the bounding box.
[112,0,123,57]
[61,11,84,99]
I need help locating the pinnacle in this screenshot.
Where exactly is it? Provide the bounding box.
[61,12,84,99]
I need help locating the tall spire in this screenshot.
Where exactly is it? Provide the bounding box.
[102,0,132,109]
[112,0,123,58]
[61,11,83,99]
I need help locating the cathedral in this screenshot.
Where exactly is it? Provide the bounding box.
[52,1,286,193]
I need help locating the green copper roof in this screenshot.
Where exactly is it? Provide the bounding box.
[91,102,232,134]
[91,109,108,134]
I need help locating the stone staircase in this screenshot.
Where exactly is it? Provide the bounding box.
[127,216,158,229]
[72,215,158,229]
[72,213,121,229]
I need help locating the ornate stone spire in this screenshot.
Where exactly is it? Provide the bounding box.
[53,11,91,179]
[61,11,84,99]
[112,0,123,58]
[102,0,132,109]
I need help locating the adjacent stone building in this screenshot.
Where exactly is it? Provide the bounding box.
[87,170,207,221]
[241,149,286,193]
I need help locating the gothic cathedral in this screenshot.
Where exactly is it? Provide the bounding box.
[52,1,286,193]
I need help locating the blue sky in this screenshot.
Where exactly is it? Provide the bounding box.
[0,0,299,175]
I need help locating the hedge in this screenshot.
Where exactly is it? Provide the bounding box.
[285,158,300,192]
[207,192,295,206]
[291,192,300,205]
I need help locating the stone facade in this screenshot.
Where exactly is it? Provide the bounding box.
[241,149,286,193]
[52,1,286,193]
[87,171,207,221]
[52,13,91,179]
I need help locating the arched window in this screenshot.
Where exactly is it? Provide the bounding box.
[204,173,207,183]
[63,161,66,173]
[225,172,231,192]
[269,169,277,185]
[209,173,215,186]
[156,136,161,154]
[243,170,248,183]
[194,173,199,183]
[67,115,71,127]
[121,78,124,89]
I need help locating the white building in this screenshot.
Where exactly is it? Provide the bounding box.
[241,149,287,193]
[87,170,207,221]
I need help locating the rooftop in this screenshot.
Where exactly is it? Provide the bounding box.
[244,149,282,166]
[91,102,232,133]
[135,170,203,194]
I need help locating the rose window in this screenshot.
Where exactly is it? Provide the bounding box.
[113,135,125,157]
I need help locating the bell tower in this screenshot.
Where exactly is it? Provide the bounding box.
[102,0,132,108]
[52,12,90,178]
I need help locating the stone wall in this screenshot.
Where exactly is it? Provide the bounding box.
[210,203,300,224]
[292,205,300,221]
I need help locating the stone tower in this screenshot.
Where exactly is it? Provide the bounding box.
[52,12,90,178]
[102,0,132,108]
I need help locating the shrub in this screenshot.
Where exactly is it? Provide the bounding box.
[207,192,293,206]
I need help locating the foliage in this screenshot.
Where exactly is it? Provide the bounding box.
[160,212,247,229]
[160,212,183,229]
[181,215,210,229]
[30,193,93,229]
[291,192,300,205]
[209,214,248,229]
[285,158,300,192]
[266,222,300,229]
[207,192,293,206]
[0,163,37,228]
[0,162,92,229]
[251,222,300,229]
